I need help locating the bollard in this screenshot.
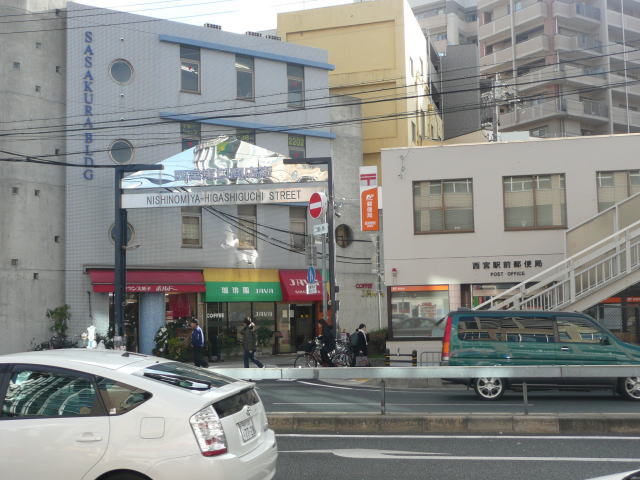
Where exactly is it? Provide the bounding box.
[411,350,417,367]
[380,379,386,415]
[384,349,390,367]
[522,382,529,415]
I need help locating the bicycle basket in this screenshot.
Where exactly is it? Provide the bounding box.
[302,340,316,353]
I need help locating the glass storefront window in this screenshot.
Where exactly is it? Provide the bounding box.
[276,304,293,353]
[253,302,275,352]
[228,303,251,343]
[390,286,449,338]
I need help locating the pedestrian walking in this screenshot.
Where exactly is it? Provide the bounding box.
[318,318,336,367]
[350,323,369,367]
[242,317,264,368]
[190,319,208,368]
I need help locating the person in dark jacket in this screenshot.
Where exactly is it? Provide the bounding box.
[350,323,369,367]
[242,317,264,368]
[318,319,335,367]
[190,319,208,368]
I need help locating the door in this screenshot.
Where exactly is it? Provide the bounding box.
[555,315,620,387]
[0,365,109,480]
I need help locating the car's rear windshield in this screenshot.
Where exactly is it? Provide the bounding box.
[142,362,235,390]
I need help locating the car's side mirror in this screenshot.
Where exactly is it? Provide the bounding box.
[600,336,611,346]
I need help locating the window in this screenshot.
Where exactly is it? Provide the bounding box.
[236,128,256,144]
[12,62,20,70]
[290,206,307,251]
[181,207,202,248]
[236,55,254,100]
[529,125,548,138]
[411,121,417,143]
[35,41,42,49]
[96,377,150,415]
[483,11,492,24]
[435,33,448,41]
[55,66,61,74]
[390,286,450,338]
[35,85,41,93]
[288,134,306,160]
[2,368,103,418]
[457,315,556,343]
[109,139,134,164]
[181,122,201,151]
[335,224,354,248]
[514,1,523,12]
[110,59,133,84]
[287,64,304,108]
[237,205,257,250]
[413,179,474,233]
[503,174,567,230]
[556,316,606,343]
[596,170,640,211]
[180,44,200,93]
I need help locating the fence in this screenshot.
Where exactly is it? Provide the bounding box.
[212,365,640,415]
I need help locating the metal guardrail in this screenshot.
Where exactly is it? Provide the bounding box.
[213,365,640,415]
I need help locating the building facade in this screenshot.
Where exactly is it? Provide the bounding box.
[381,134,640,354]
[411,0,479,54]
[64,2,374,355]
[0,0,67,354]
[478,0,640,137]
[278,0,444,176]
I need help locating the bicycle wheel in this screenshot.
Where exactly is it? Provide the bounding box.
[332,352,350,367]
[293,354,308,368]
[306,353,319,367]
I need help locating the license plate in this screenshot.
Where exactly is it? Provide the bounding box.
[237,417,256,442]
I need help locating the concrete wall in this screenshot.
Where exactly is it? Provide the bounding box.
[330,95,388,333]
[64,3,333,338]
[0,0,67,353]
[381,134,640,287]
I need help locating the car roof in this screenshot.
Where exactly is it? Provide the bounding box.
[0,349,163,371]
[451,309,584,316]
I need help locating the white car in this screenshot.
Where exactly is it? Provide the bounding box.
[586,470,640,480]
[0,349,277,480]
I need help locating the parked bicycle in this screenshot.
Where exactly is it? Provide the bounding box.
[294,337,350,367]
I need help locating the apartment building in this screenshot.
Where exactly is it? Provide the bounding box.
[278,0,444,174]
[0,0,67,354]
[410,0,479,54]
[478,0,640,137]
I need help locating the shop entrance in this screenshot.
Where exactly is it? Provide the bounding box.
[291,304,314,351]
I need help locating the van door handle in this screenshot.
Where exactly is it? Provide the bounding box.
[560,346,570,351]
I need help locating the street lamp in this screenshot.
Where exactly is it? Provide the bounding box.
[282,157,338,336]
[113,164,163,346]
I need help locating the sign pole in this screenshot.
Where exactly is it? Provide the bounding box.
[322,226,328,333]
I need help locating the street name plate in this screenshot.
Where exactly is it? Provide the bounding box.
[306,283,318,294]
[313,223,328,235]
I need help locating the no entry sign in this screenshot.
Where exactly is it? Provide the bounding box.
[308,192,327,219]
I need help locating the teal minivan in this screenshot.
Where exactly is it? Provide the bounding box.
[440,310,640,401]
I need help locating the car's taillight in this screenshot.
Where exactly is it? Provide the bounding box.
[190,405,228,456]
[441,315,453,363]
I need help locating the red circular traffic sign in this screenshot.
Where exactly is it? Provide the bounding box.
[308,192,326,219]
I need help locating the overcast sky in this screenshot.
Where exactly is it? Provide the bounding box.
[79,0,354,34]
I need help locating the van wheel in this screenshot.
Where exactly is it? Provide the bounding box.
[618,377,640,401]
[473,377,505,400]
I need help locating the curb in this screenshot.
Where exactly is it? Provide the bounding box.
[267,413,640,435]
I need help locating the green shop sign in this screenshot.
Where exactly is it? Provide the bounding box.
[205,281,282,302]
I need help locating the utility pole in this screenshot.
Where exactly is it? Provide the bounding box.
[113,164,163,348]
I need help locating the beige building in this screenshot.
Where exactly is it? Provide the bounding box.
[278,0,444,175]
[479,0,640,137]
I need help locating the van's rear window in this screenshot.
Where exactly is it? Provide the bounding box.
[143,362,235,390]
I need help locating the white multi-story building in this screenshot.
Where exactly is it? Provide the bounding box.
[381,134,640,354]
[64,2,376,355]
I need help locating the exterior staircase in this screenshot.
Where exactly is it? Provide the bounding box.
[475,192,640,312]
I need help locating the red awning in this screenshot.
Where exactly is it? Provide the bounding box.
[88,269,205,293]
[279,269,323,302]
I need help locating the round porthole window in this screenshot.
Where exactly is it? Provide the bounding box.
[108,222,135,246]
[335,224,353,248]
[110,59,133,84]
[109,139,134,164]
